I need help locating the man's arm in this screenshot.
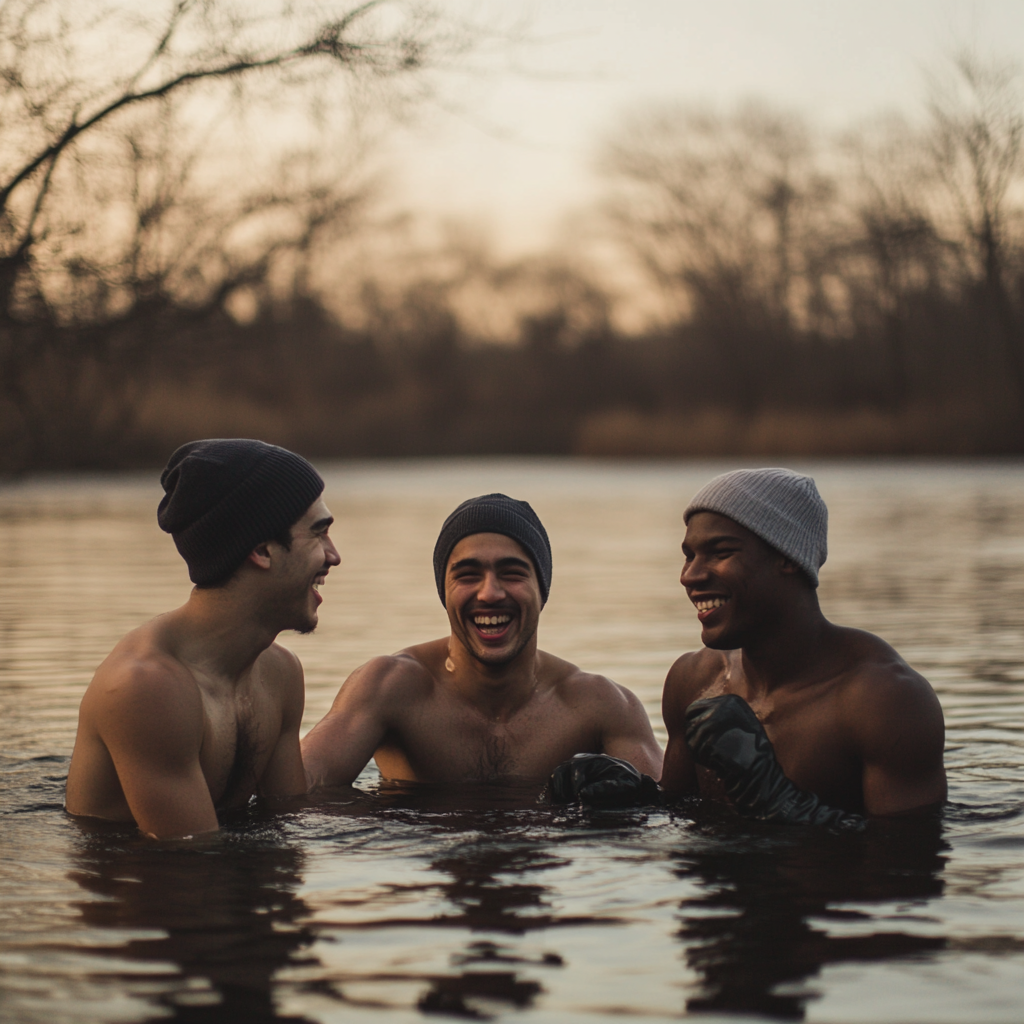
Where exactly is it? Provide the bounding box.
[257,646,308,801]
[301,656,410,789]
[84,663,219,839]
[658,653,707,800]
[599,679,663,778]
[850,668,947,817]
[546,674,662,807]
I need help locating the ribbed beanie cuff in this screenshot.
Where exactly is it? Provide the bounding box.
[158,439,325,587]
[433,493,552,605]
[683,468,828,586]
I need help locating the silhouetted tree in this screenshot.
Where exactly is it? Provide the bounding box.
[598,101,841,411]
[0,0,466,469]
[926,50,1024,408]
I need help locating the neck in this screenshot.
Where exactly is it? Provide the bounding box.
[170,585,281,683]
[445,636,541,721]
[739,591,834,694]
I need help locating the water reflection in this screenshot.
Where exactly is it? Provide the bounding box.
[290,798,577,1017]
[417,831,580,1015]
[68,824,315,1023]
[417,948,546,1018]
[675,816,948,1019]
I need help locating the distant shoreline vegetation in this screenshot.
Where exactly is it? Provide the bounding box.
[1,2,1023,469]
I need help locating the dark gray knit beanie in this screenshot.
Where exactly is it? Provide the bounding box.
[684,468,828,586]
[158,439,325,587]
[433,493,552,605]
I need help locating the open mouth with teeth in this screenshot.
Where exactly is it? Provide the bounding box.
[692,596,729,621]
[471,612,514,638]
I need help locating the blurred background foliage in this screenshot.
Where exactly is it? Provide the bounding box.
[2,0,1024,471]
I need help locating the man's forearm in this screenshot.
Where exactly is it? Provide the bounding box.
[684,695,864,828]
[301,721,372,789]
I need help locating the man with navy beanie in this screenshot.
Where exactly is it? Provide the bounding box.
[66,439,340,839]
[432,493,553,606]
[303,493,662,802]
[660,468,946,821]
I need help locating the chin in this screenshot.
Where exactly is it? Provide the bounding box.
[291,610,319,636]
[469,636,530,666]
[470,647,516,666]
[701,627,740,651]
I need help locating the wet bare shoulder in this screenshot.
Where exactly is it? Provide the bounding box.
[545,654,627,703]
[833,625,931,692]
[832,626,944,735]
[540,653,650,724]
[79,628,205,748]
[331,644,440,713]
[399,638,449,674]
[535,650,609,695]
[540,654,662,774]
[259,642,305,715]
[88,623,196,701]
[262,641,303,677]
[662,648,732,728]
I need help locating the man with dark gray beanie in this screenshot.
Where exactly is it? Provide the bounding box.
[302,493,662,801]
[660,468,946,821]
[66,439,340,839]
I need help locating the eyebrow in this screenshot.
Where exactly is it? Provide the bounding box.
[685,533,745,550]
[449,556,532,572]
[311,516,334,532]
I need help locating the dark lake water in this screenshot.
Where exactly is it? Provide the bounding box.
[2,458,1023,1023]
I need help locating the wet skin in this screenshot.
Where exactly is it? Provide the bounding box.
[302,532,663,790]
[660,512,946,816]
[65,498,341,839]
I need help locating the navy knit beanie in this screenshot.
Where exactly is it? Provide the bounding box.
[158,439,325,587]
[433,493,552,606]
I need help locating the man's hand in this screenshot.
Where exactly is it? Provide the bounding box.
[684,694,864,829]
[547,753,661,807]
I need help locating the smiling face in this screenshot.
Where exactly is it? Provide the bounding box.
[445,532,542,668]
[268,496,340,634]
[680,511,793,650]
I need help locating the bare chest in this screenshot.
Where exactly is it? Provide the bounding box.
[200,685,282,808]
[698,673,862,810]
[374,696,599,785]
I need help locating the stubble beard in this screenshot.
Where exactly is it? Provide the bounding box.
[273,581,320,636]
[292,596,320,635]
[463,618,537,669]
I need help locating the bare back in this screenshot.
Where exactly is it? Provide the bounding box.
[66,611,306,837]
[302,638,662,789]
[661,625,946,816]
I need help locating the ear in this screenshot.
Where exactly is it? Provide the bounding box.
[778,556,802,577]
[247,541,273,571]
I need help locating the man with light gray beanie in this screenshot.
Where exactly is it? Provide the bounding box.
[659,467,946,822]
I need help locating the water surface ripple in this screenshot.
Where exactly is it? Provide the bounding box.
[1,459,1023,1023]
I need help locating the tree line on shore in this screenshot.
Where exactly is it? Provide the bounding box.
[2,1,1023,471]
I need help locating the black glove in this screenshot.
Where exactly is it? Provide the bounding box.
[684,694,865,828]
[548,753,661,807]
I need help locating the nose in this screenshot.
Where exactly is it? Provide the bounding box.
[477,570,506,603]
[324,535,341,567]
[680,554,704,589]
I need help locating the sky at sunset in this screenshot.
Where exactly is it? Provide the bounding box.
[381,0,1024,253]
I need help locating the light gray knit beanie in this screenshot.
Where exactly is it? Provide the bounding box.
[683,468,828,586]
